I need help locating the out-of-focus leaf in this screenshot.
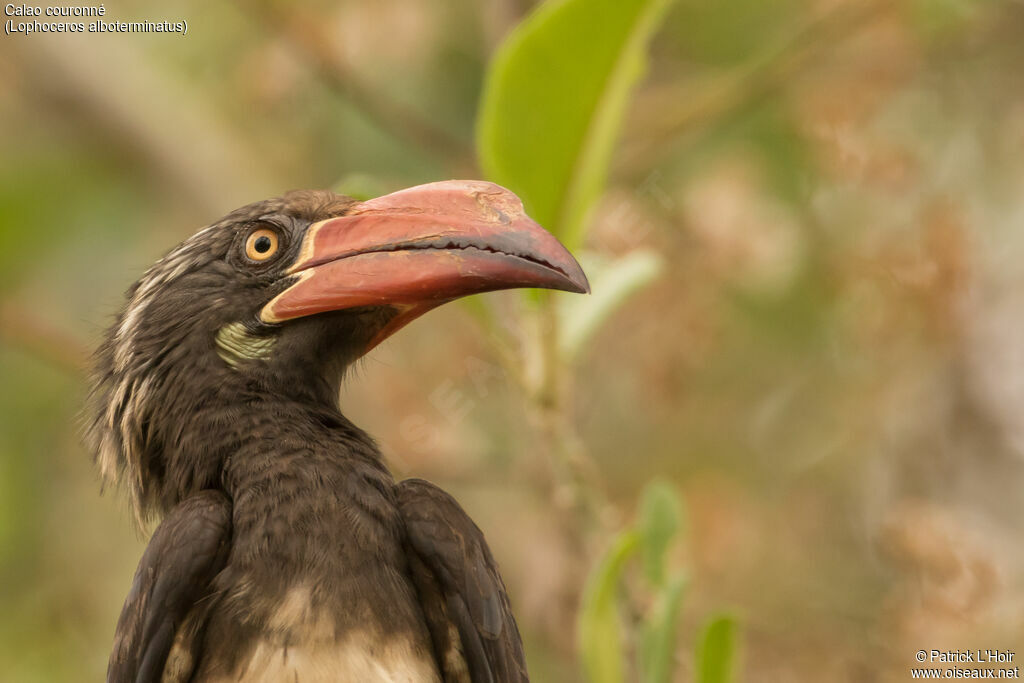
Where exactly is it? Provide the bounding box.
[333,173,397,202]
[477,0,674,248]
[669,0,799,66]
[637,479,684,587]
[559,249,664,359]
[696,614,739,683]
[690,103,808,207]
[459,293,496,326]
[578,530,640,683]
[912,0,979,40]
[0,153,129,289]
[640,574,687,683]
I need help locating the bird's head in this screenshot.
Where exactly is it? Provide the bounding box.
[84,181,588,520]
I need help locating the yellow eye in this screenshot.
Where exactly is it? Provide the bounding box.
[245,228,279,261]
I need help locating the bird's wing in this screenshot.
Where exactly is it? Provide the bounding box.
[397,478,528,683]
[107,490,231,683]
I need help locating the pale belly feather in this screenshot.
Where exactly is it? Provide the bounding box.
[176,582,442,683]
[210,633,441,683]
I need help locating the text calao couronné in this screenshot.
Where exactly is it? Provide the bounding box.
[5,4,187,35]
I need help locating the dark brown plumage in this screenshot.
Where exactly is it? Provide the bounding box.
[84,182,587,682]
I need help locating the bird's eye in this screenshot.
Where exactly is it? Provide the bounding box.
[245,228,280,261]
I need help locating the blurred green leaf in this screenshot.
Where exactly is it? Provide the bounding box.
[578,530,640,683]
[559,249,664,360]
[696,614,739,683]
[477,0,673,248]
[640,574,687,683]
[332,173,400,202]
[911,0,979,40]
[0,152,128,289]
[669,0,799,66]
[459,293,498,329]
[637,479,684,587]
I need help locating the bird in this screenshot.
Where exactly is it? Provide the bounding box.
[83,180,589,683]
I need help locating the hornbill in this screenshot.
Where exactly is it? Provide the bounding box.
[84,180,588,683]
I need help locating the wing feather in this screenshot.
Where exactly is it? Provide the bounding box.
[397,478,528,683]
[107,490,231,683]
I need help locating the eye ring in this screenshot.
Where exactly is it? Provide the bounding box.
[244,228,280,262]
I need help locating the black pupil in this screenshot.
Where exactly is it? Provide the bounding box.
[254,235,272,253]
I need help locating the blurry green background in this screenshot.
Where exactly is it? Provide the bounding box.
[2,0,1024,680]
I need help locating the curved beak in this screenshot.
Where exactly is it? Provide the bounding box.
[261,180,589,347]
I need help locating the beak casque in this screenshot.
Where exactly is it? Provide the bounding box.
[260,180,589,347]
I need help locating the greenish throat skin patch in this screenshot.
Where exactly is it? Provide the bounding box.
[215,322,277,367]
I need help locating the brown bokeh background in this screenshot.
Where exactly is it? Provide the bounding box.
[2,0,1023,680]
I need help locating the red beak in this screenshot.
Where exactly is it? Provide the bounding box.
[260,180,589,348]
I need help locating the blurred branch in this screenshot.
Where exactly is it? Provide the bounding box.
[12,34,280,215]
[620,0,893,175]
[460,297,531,393]
[0,301,88,376]
[248,2,478,174]
[524,295,618,543]
[466,295,621,552]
